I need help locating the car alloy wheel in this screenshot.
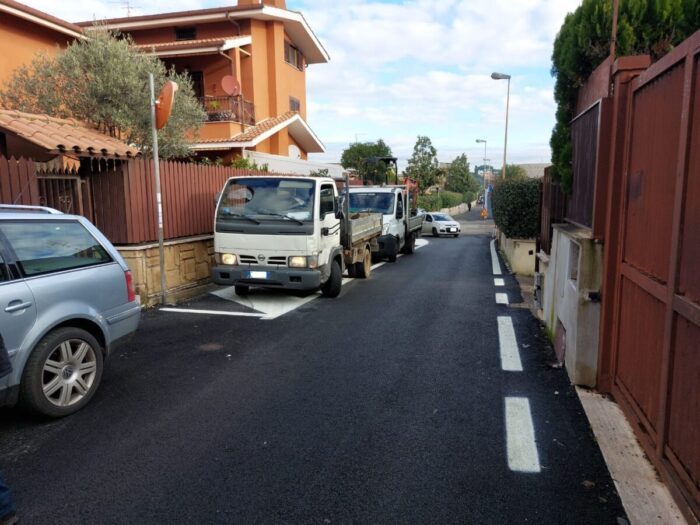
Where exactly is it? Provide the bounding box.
[42,339,98,408]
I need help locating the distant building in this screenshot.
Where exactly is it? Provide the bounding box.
[517,163,551,179]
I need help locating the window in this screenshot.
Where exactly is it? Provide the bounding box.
[189,71,204,99]
[289,96,301,112]
[218,178,315,222]
[175,27,197,41]
[284,41,304,70]
[319,184,335,218]
[0,253,8,282]
[348,192,394,215]
[0,221,112,277]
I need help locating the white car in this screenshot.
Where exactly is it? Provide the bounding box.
[422,212,461,237]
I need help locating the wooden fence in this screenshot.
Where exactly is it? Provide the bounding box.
[0,156,279,245]
[538,167,566,255]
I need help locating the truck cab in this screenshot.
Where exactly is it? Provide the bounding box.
[212,176,345,297]
[348,187,422,262]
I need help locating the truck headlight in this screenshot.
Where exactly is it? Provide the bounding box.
[288,255,319,269]
[221,253,237,265]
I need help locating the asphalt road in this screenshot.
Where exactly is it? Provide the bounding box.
[0,209,627,524]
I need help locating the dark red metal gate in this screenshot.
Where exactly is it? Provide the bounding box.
[605,32,700,518]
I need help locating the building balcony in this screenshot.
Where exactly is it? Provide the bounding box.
[199,95,255,126]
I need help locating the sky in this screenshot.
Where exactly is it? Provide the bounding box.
[22,0,583,171]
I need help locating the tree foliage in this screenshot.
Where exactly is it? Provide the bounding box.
[340,139,393,184]
[445,153,479,194]
[0,29,206,159]
[504,164,528,180]
[550,0,699,191]
[404,136,440,191]
[491,178,540,239]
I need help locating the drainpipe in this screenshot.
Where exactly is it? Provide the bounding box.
[226,12,241,35]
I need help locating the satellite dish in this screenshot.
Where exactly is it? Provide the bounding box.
[221,75,241,97]
[155,80,178,130]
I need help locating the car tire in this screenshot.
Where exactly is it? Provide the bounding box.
[321,260,342,297]
[432,228,439,238]
[356,249,371,278]
[20,327,104,418]
[234,284,249,296]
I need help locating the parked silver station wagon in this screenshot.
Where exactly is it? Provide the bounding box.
[0,205,140,417]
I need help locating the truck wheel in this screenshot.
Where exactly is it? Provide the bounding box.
[234,284,249,296]
[356,249,371,278]
[321,260,342,298]
[402,232,416,254]
[388,237,399,263]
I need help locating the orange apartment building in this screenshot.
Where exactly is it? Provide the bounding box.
[78,0,329,169]
[0,0,83,86]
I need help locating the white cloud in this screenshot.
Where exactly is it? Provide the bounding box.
[21,0,579,167]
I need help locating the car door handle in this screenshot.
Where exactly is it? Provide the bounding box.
[5,301,33,313]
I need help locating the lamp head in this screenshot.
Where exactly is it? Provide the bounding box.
[491,72,511,80]
[476,139,486,144]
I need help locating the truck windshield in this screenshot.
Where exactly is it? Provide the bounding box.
[217,178,315,222]
[348,192,394,215]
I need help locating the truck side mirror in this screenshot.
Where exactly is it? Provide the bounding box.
[214,191,221,204]
[335,209,344,220]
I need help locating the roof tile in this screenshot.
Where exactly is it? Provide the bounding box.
[0,109,140,158]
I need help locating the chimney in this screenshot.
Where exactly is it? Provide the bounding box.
[237,0,286,7]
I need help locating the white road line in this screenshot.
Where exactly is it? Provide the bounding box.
[496,293,509,305]
[160,308,264,318]
[490,239,502,275]
[494,278,505,286]
[370,262,386,271]
[505,397,541,473]
[497,316,523,372]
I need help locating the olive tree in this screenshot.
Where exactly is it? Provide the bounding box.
[0,29,206,159]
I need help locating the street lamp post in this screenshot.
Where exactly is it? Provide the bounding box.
[476,138,487,198]
[491,72,511,179]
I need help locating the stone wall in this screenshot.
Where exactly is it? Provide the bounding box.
[118,235,215,307]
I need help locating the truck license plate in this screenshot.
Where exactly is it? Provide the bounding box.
[247,271,268,279]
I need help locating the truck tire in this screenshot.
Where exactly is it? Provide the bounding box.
[234,284,249,296]
[402,232,416,254]
[356,249,371,278]
[321,260,342,298]
[388,237,399,263]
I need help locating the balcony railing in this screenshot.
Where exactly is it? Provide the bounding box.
[198,95,255,126]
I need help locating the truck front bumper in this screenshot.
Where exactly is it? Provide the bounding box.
[375,234,398,258]
[211,265,322,291]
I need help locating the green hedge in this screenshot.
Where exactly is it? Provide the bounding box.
[416,190,465,211]
[491,178,539,239]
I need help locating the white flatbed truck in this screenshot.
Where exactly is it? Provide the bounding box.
[211,175,382,298]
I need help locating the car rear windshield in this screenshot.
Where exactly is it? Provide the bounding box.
[0,220,112,277]
[217,178,315,222]
[349,192,395,214]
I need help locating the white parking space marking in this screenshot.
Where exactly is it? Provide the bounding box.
[490,239,502,275]
[496,293,509,305]
[415,238,429,249]
[497,316,523,372]
[494,278,505,286]
[211,286,323,321]
[160,308,264,318]
[505,397,541,473]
